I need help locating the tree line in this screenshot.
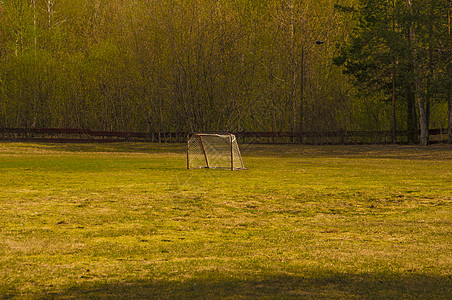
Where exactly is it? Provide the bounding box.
[0,0,450,144]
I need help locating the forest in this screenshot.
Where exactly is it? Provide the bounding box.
[0,0,450,145]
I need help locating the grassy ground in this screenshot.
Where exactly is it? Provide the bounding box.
[0,142,451,299]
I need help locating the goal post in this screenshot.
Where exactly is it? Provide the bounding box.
[187,133,246,170]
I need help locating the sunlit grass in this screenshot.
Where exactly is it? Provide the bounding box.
[1,142,451,299]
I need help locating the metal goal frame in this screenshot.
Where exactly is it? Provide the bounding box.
[187,133,246,170]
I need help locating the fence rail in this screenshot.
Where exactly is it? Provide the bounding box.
[0,128,449,144]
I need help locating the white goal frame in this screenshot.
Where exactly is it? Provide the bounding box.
[187,133,246,170]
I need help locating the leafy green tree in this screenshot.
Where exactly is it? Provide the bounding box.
[335,0,451,145]
[334,0,413,142]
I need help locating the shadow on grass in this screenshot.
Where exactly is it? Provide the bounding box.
[7,142,452,160]
[241,143,452,160]
[5,140,215,156]
[39,272,452,299]
[29,142,187,154]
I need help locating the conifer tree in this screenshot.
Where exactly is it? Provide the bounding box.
[335,0,451,144]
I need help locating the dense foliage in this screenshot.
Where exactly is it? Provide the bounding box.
[0,0,450,143]
[334,0,451,144]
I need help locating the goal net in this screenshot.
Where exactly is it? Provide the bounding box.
[187,133,246,170]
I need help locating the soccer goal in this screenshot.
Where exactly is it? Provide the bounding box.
[187,133,246,170]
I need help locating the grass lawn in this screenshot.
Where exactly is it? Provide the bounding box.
[0,142,451,299]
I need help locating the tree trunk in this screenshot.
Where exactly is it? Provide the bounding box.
[290,0,296,143]
[417,95,429,146]
[448,4,452,144]
[406,86,417,143]
[406,0,428,145]
[392,68,396,143]
[391,0,397,144]
[448,98,451,144]
[299,48,304,144]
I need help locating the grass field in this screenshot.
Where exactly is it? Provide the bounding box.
[0,142,451,299]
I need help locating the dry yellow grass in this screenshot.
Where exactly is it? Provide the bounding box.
[0,142,451,299]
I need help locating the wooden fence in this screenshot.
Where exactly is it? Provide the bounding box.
[0,127,449,144]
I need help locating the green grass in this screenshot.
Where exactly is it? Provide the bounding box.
[0,142,451,299]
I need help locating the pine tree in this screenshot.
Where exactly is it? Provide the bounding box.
[335,0,450,145]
